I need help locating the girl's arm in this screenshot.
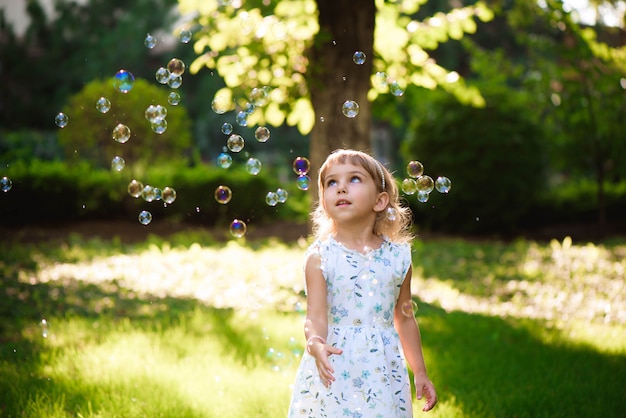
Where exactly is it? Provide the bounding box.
[304,252,343,387]
[394,265,437,412]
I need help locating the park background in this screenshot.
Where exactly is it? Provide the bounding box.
[0,0,625,417]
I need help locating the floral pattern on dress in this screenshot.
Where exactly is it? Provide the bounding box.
[288,236,413,418]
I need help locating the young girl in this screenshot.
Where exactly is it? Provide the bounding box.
[288,149,437,417]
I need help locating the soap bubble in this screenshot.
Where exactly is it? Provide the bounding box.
[1,176,12,192]
[162,187,176,204]
[245,158,262,175]
[389,81,405,97]
[230,219,247,238]
[142,185,156,202]
[156,67,170,84]
[153,188,162,201]
[217,152,232,168]
[342,100,359,118]
[417,190,430,202]
[168,91,181,105]
[215,185,232,204]
[416,175,434,193]
[167,74,182,89]
[353,51,366,65]
[112,124,131,143]
[236,111,248,127]
[55,112,68,128]
[96,97,111,113]
[128,180,143,198]
[144,33,156,49]
[177,28,192,43]
[400,300,418,317]
[111,156,125,171]
[296,175,311,191]
[221,123,233,135]
[211,95,231,114]
[138,210,152,225]
[276,188,288,203]
[151,118,167,134]
[374,71,389,89]
[227,134,245,152]
[167,58,185,76]
[249,87,269,106]
[40,318,49,338]
[385,207,397,221]
[435,176,452,193]
[407,161,424,178]
[401,178,417,195]
[255,126,270,142]
[113,69,135,93]
[292,157,310,175]
[266,191,278,206]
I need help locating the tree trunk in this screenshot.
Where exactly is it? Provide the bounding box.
[306,0,376,206]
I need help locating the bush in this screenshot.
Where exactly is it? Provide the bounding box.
[402,93,547,235]
[0,161,308,227]
[57,78,193,169]
[0,130,64,163]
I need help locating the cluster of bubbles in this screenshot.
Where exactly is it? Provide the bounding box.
[144,104,169,134]
[265,188,288,207]
[400,160,452,203]
[128,179,177,225]
[374,71,405,97]
[292,157,311,191]
[264,332,303,374]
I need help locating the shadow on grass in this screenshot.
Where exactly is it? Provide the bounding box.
[417,301,626,418]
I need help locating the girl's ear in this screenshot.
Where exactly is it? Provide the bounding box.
[374,192,390,212]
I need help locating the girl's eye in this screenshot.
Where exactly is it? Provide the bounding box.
[350,176,361,183]
[326,179,337,187]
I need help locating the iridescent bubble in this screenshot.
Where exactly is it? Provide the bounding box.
[167,74,182,89]
[292,157,310,175]
[401,178,417,195]
[245,158,262,175]
[296,175,311,191]
[400,300,418,317]
[153,188,163,201]
[167,58,185,76]
[244,102,255,115]
[385,207,397,221]
[353,51,366,65]
[112,124,131,143]
[144,33,156,49]
[55,112,68,128]
[142,185,156,202]
[417,190,430,202]
[255,126,270,142]
[266,191,278,206]
[177,28,192,43]
[138,210,152,225]
[156,67,170,84]
[145,105,160,123]
[221,123,233,135]
[236,111,248,127]
[111,156,125,171]
[215,185,232,204]
[374,71,389,89]
[342,100,359,118]
[249,87,268,106]
[227,134,245,152]
[40,318,49,338]
[151,118,167,134]
[276,188,288,203]
[128,179,143,198]
[389,81,405,97]
[168,91,181,105]
[1,176,12,192]
[155,104,167,119]
[217,152,232,168]
[230,219,247,238]
[416,175,434,193]
[113,69,135,93]
[407,161,424,178]
[435,176,452,193]
[162,187,176,204]
[96,97,111,113]
[211,95,231,114]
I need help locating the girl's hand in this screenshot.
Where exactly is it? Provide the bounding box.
[309,342,343,388]
[414,374,437,411]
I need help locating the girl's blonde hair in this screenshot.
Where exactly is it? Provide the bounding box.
[311,149,413,244]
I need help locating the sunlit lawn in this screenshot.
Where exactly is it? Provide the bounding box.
[1,230,625,417]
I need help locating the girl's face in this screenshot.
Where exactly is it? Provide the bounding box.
[321,162,384,226]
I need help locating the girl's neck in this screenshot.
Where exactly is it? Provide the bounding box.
[333,228,383,254]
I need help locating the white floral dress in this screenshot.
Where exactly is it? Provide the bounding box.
[288,236,413,418]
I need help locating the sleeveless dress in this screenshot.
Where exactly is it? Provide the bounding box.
[288,236,413,418]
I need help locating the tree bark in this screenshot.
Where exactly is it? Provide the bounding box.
[306,0,376,206]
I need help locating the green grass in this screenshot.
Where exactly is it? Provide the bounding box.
[1,232,625,417]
